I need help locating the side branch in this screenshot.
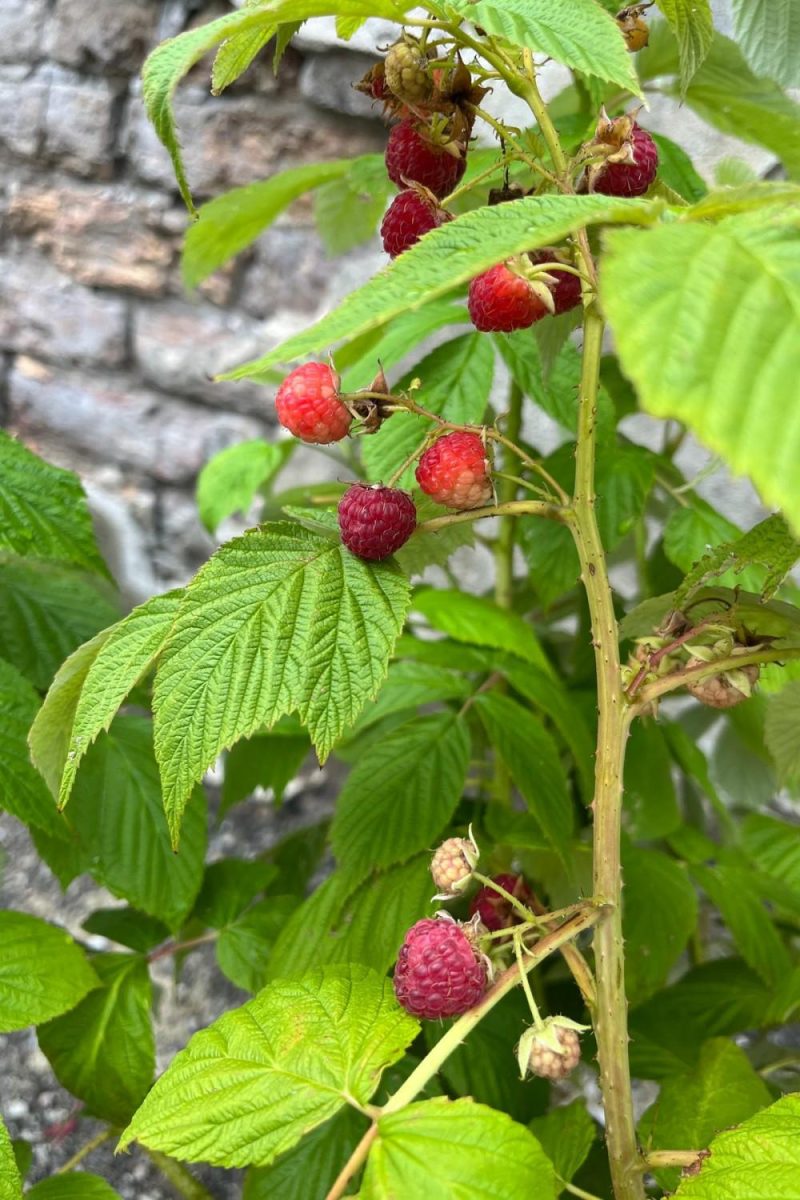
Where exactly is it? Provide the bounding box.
[631,645,800,713]
[417,499,570,535]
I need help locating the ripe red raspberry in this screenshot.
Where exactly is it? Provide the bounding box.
[385,120,466,198]
[416,432,492,510]
[381,189,451,258]
[469,873,533,933]
[592,125,658,197]
[529,250,582,315]
[275,363,351,444]
[394,917,488,1019]
[468,263,549,333]
[337,484,416,561]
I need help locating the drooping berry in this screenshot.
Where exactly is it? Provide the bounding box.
[274,363,351,444]
[380,189,451,258]
[385,120,466,198]
[529,250,583,315]
[416,431,492,510]
[468,263,549,333]
[385,39,432,105]
[469,873,534,933]
[685,661,759,709]
[519,1018,583,1081]
[394,916,488,1020]
[592,124,658,197]
[431,832,479,897]
[337,484,416,561]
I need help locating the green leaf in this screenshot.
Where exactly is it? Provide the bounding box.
[640,1038,771,1191]
[439,0,639,93]
[350,660,470,734]
[729,0,800,88]
[0,1116,22,1200]
[0,560,119,690]
[476,692,573,858]
[765,680,800,784]
[244,1107,369,1200]
[216,897,299,992]
[119,965,418,1167]
[193,858,278,929]
[741,813,800,901]
[623,720,681,840]
[331,712,470,886]
[496,332,615,440]
[623,847,698,1005]
[601,211,800,535]
[0,659,66,838]
[314,156,393,256]
[197,440,292,533]
[674,1093,800,1198]
[266,856,435,981]
[38,953,154,1126]
[153,524,410,838]
[26,1178,122,1200]
[692,863,793,985]
[211,0,276,95]
[650,133,708,203]
[0,912,98,1032]
[224,195,655,376]
[82,908,170,954]
[412,589,552,673]
[69,719,207,931]
[221,728,310,815]
[665,502,745,575]
[337,299,468,392]
[654,0,713,89]
[183,160,361,286]
[672,512,800,605]
[362,1097,556,1200]
[529,1101,596,1190]
[0,431,107,577]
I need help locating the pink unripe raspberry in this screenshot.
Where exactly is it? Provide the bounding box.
[518,1019,583,1081]
[394,916,488,1020]
[468,263,549,333]
[275,363,351,444]
[430,834,479,897]
[380,189,451,258]
[385,120,466,198]
[415,432,492,510]
[337,483,416,561]
[592,124,658,197]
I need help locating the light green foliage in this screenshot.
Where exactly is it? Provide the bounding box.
[674,1094,800,1198]
[650,133,708,202]
[0,659,65,837]
[331,712,470,885]
[623,848,698,1005]
[412,589,552,672]
[741,813,800,901]
[729,0,800,88]
[654,0,713,89]
[153,524,410,837]
[38,953,155,1125]
[314,156,393,255]
[693,864,792,985]
[120,966,418,1167]
[216,897,299,992]
[362,1098,556,1199]
[673,512,800,604]
[0,1117,21,1200]
[0,912,98,1032]
[601,212,800,535]
[244,1108,369,1200]
[26,1179,122,1200]
[0,431,107,577]
[197,440,293,532]
[529,1101,596,1190]
[211,0,280,95]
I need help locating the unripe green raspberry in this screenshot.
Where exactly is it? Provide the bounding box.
[385,40,432,104]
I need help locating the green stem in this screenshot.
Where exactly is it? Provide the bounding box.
[515,51,570,183]
[417,498,569,535]
[571,302,644,1200]
[57,1128,113,1173]
[495,381,524,611]
[514,933,545,1027]
[145,1149,215,1200]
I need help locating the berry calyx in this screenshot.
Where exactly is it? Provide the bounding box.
[685,660,759,709]
[590,123,658,197]
[469,873,534,933]
[385,119,467,198]
[394,915,489,1019]
[380,187,452,258]
[337,484,416,561]
[468,263,550,333]
[385,38,433,105]
[518,1017,584,1081]
[529,250,583,315]
[274,363,351,445]
[431,831,479,897]
[416,431,493,510]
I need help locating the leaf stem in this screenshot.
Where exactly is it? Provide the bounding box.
[514,932,545,1028]
[144,1149,216,1200]
[325,1125,378,1200]
[57,1128,114,1173]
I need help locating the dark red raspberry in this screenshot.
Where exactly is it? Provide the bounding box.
[385,120,466,198]
[337,484,416,561]
[381,189,451,258]
[592,125,658,197]
[469,874,533,933]
[468,263,549,332]
[275,363,351,444]
[529,250,583,315]
[416,432,492,510]
[394,917,488,1019]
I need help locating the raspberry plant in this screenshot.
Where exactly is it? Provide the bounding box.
[2,3,800,1199]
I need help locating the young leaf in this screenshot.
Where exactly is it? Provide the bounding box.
[331,712,470,887]
[729,0,800,89]
[197,440,293,533]
[0,659,67,838]
[674,1093,800,1198]
[672,512,800,605]
[26,1178,122,1200]
[0,912,98,1032]
[361,1097,556,1200]
[692,863,792,985]
[623,847,698,1005]
[244,1107,369,1200]
[223,195,656,377]
[336,299,469,391]
[153,524,410,838]
[119,965,418,1167]
[37,953,155,1126]
[412,589,552,673]
[211,0,277,95]
[0,1115,22,1200]
[601,211,800,535]
[0,431,107,577]
[438,0,639,93]
[654,0,713,90]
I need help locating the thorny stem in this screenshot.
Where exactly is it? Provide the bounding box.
[56,1128,114,1173]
